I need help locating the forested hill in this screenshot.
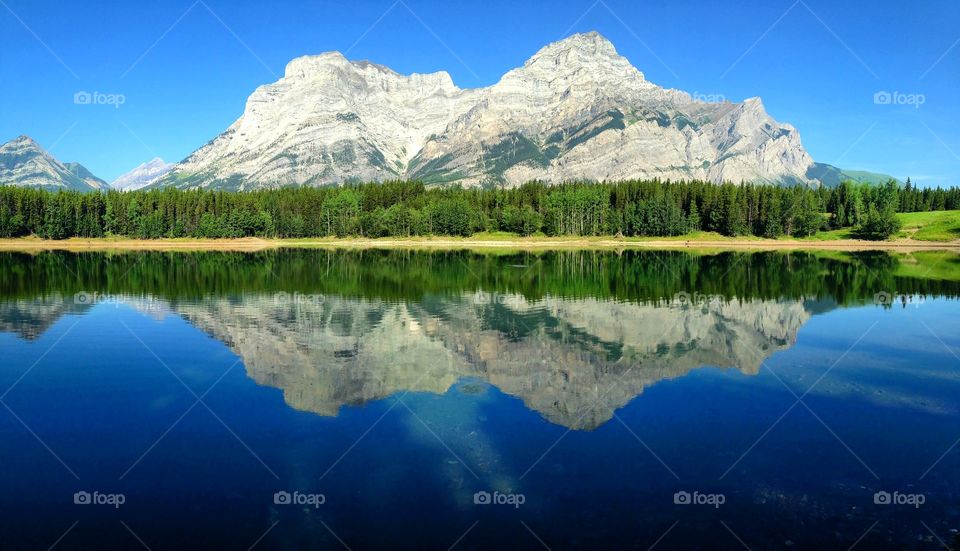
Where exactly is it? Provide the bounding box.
[0,179,956,241]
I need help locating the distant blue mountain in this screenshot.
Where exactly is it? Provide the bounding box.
[806,162,900,188]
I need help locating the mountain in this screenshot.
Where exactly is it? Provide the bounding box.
[806,162,900,188]
[0,135,105,191]
[155,32,817,190]
[111,157,173,191]
[65,162,109,190]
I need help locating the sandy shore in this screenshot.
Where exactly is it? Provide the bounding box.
[0,236,958,252]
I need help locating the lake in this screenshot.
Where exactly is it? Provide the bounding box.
[0,249,958,550]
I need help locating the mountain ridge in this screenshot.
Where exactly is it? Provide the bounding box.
[0,34,903,192]
[0,135,105,192]
[154,32,819,190]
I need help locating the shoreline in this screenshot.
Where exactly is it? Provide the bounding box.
[1,236,959,252]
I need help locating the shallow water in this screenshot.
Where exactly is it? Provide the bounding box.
[0,249,958,549]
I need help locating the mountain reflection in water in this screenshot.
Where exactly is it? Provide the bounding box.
[2,248,956,430]
[175,293,809,429]
[0,290,814,429]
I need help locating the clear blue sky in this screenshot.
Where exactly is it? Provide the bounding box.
[1,0,958,185]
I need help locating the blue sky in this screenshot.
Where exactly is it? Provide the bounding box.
[1,0,958,185]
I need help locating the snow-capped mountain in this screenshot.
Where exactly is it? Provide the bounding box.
[0,135,107,191]
[156,32,817,190]
[111,158,173,191]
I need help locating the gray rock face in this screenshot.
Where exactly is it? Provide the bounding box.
[0,135,106,191]
[158,32,816,190]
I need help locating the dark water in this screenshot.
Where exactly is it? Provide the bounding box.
[0,249,958,550]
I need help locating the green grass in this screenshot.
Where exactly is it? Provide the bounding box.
[894,210,960,242]
[801,227,857,241]
[801,210,960,242]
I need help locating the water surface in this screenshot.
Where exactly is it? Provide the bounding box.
[1,250,958,549]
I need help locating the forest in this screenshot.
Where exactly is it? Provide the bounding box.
[0,179,956,241]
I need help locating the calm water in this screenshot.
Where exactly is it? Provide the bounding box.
[0,249,958,550]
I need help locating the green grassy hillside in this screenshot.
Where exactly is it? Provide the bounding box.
[804,210,960,242]
[895,210,960,241]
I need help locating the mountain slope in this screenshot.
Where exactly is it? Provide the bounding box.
[65,162,109,190]
[156,32,817,190]
[111,158,173,191]
[0,135,104,191]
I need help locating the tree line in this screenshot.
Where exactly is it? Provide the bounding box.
[0,178,955,241]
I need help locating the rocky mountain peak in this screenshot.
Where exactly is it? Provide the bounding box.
[283,51,350,78]
[11,135,38,146]
[1,135,44,157]
[511,31,645,84]
[527,31,619,64]
[156,33,818,190]
[0,135,105,191]
[283,51,460,97]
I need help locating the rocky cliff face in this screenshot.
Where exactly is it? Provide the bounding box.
[157,32,816,190]
[0,136,106,191]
